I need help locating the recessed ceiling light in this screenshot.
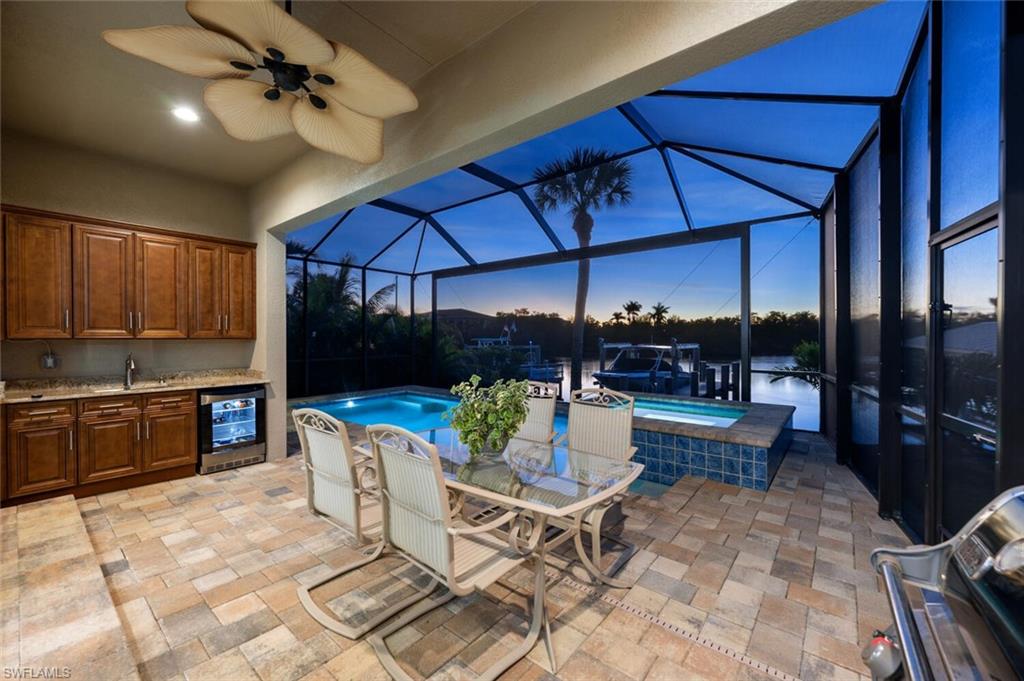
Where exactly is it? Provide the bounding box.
[172,106,200,123]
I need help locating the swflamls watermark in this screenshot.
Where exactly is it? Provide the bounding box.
[2,668,72,679]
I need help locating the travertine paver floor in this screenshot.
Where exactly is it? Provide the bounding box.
[68,431,906,681]
[2,496,138,680]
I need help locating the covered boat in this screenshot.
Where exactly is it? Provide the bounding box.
[592,339,700,395]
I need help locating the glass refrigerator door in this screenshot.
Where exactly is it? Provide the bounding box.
[211,397,257,448]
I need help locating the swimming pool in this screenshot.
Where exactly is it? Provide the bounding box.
[300,391,744,432]
[307,393,567,432]
[292,388,792,491]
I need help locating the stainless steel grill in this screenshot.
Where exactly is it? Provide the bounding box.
[866,486,1024,680]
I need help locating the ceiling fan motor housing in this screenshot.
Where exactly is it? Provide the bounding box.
[264,56,310,92]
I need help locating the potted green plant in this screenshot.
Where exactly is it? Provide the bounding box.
[444,375,530,464]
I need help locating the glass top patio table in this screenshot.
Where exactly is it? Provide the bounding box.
[417,427,644,518]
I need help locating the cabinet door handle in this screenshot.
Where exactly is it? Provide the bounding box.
[136,421,141,440]
[27,408,59,416]
[128,310,133,330]
[224,314,229,332]
[146,421,150,439]
[64,309,70,331]
[69,428,74,451]
[217,314,222,331]
[137,312,143,330]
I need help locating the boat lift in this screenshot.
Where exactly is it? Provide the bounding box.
[593,338,701,395]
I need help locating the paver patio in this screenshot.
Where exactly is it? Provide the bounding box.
[41,431,907,681]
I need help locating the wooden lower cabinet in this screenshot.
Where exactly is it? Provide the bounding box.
[3,391,198,504]
[78,412,142,483]
[144,408,196,471]
[7,413,77,498]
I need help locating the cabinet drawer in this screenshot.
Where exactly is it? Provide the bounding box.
[143,391,196,411]
[8,401,76,424]
[79,396,142,417]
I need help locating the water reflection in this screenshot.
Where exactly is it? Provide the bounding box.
[562,356,820,431]
[941,228,998,429]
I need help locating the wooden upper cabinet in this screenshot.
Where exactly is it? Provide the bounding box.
[73,224,134,338]
[222,245,255,339]
[4,213,72,338]
[189,241,255,339]
[189,240,223,338]
[136,232,188,338]
[3,208,256,341]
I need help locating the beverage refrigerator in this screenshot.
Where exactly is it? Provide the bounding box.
[197,385,266,474]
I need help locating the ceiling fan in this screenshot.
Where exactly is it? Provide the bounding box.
[103,0,418,163]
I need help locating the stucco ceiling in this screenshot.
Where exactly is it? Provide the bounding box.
[0,1,532,186]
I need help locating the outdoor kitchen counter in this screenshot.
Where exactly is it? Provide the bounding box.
[0,369,268,404]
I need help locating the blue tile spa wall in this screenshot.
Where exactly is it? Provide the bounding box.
[633,420,792,491]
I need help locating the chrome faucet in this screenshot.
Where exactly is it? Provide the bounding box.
[125,353,137,389]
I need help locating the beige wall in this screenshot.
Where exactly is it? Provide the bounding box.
[2,339,254,379]
[1,130,250,240]
[246,227,288,462]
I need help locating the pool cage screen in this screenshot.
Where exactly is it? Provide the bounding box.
[284,91,834,402]
[285,0,1024,546]
[284,4,927,408]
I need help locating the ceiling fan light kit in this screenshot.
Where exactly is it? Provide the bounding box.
[103,0,418,163]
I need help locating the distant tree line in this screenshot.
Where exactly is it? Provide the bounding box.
[286,245,820,395]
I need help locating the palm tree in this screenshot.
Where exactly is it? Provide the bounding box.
[533,148,632,390]
[610,311,626,325]
[623,300,642,322]
[650,302,670,326]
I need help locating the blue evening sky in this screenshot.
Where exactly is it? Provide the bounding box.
[289,1,932,320]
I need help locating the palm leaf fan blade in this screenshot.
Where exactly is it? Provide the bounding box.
[204,80,296,140]
[290,93,383,164]
[102,25,256,79]
[308,41,418,119]
[186,0,333,65]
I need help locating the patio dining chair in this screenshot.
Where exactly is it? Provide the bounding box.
[559,387,637,460]
[514,381,559,443]
[294,408,401,638]
[555,387,638,584]
[364,424,556,681]
[292,408,381,543]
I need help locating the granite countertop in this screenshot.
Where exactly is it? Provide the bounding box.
[1,369,268,404]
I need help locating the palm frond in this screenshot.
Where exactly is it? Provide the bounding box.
[531,147,633,220]
[366,282,397,314]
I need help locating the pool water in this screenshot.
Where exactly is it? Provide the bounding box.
[301,391,744,433]
[309,393,569,433]
[633,398,744,428]
[312,394,465,433]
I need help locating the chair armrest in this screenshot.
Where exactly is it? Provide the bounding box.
[447,510,518,537]
[547,430,558,443]
[352,442,372,460]
[553,433,567,447]
[626,445,638,460]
